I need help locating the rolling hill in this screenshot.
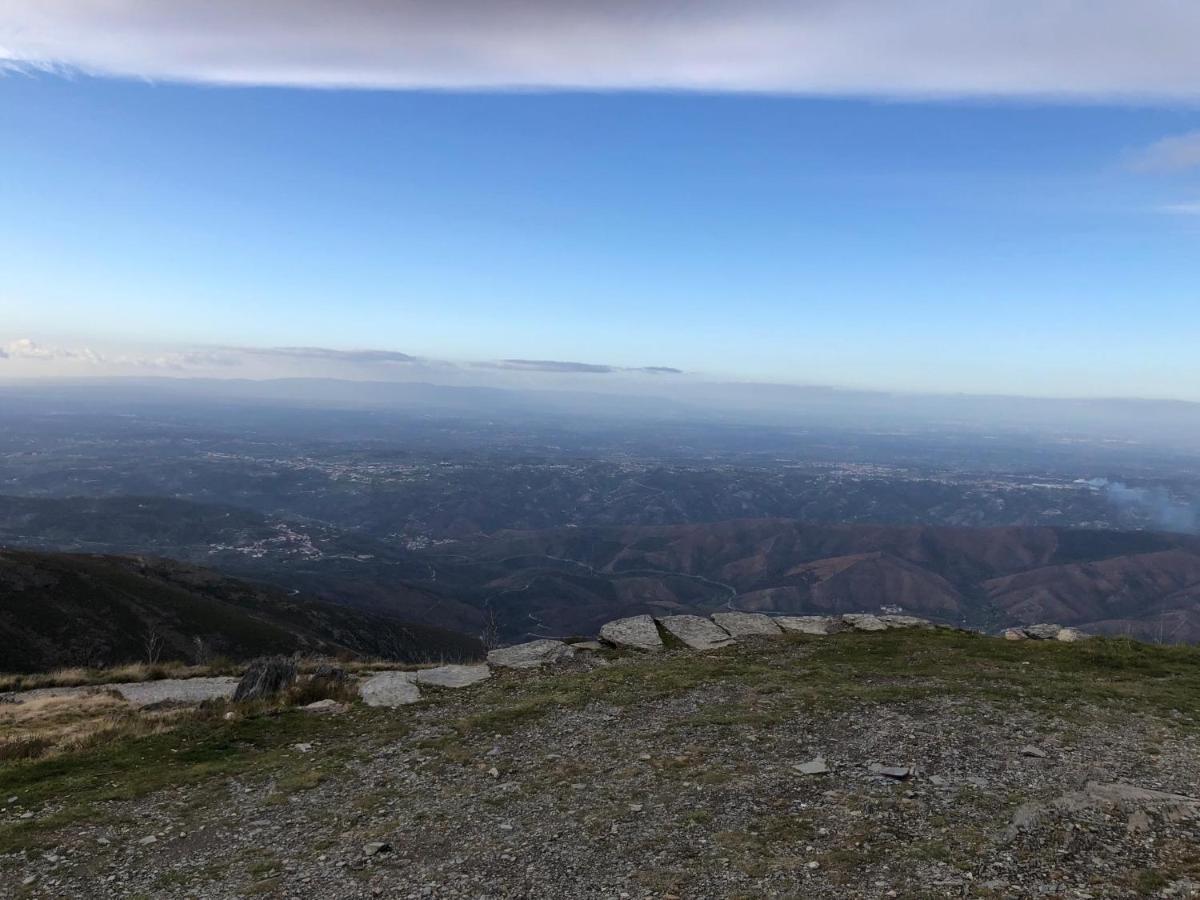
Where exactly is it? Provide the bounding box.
[0,548,482,672]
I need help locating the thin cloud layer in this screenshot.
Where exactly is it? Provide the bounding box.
[242,346,417,364]
[1133,131,1200,173]
[483,359,683,375]
[0,339,681,379]
[4,1,1200,98]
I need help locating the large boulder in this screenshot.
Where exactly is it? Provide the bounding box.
[359,671,421,707]
[1055,627,1089,642]
[842,614,889,632]
[599,615,664,652]
[1024,623,1065,640]
[879,615,933,629]
[656,615,735,650]
[415,664,491,688]
[233,657,298,702]
[775,616,844,636]
[487,639,577,669]
[711,612,783,638]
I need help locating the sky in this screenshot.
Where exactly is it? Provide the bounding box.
[2,1,1199,399]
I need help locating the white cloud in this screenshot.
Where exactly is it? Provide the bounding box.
[1159,202,1200,215]
[1133,131,1200,173]
[3,1,1200,98]
[2,338,101,362]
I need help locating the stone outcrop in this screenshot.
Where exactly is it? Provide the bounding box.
[415,664,492,688]
[599,615,664,651]
[233,657,298,702]
[359,671,421,707]
[774,615,843,635]
[711,612,783,638]
[656,615,735,650]
[487,639,577,669]
[842,614,889,632]
[1004,623,1093,642]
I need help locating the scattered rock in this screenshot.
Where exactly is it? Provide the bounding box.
[569,641,606,651]
[363,842,391,857]
[359,671,421,707]
[415,664,491,688]
[233,657,299,702]
[710,612,783,637]
[487,640,577,669]
[1127,809,1151,834]
[1023,623,1064,640]
[794,757,830,776]
[655,615,735,650]
[843,614,889,632]
[293,742,314,754]
[868,763,911,780]
[302,699,348,715]
[1003,628,1027,640]
[1020,745,1048,758]
[1056,627,1089,642]
[599,615,664,652]
[774,615,843,636]
[137,835,158,846]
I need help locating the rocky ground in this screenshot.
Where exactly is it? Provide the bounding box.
[1,629,1198,899]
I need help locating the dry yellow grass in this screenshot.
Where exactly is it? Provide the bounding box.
[0,692,186,762]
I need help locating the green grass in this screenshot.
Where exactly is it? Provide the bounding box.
[0,703,408,854]
[1,629,1196,856]
[443,630,1200,744]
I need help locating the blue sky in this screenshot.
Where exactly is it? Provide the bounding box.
[2,3,1200,398]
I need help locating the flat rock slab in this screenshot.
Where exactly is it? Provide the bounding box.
[793,757,830,775]
[415,664,491,688]
[599,615,663,651]
[842,614,889,632]
[487,640,576,669]
[774,615,842,636]
[570,641,606,651]
[112,677,239,708]
[879,615,932,629]
[711,612,783,637]
[656,615,735,650]
[360,671,421,707]
[868,763,912,780]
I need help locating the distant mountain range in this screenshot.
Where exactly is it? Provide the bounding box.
[0,549,482,673]
[431,521,1200,643]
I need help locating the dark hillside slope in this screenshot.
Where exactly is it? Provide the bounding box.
[0,549,482,672]
[432,521,1200,641]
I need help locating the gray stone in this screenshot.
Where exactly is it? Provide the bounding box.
[112,677,239,708]
[655,615,735,650]
[711,612,783,637]
[487,639,576,669]
[1020,744,1048,758]
[569,641,606,651]
[843,614,889,632]
[363,842,391,857]
[1003,628,1028,640]
[774,615,843,636]
[1056,627,1088,642]
[793,757,830,775]
[1023,623,1064,640]
[233,657,298,702]
[879,615,932,629]
[868,763,911,779]
[1083,781,1199,806]
[301,699,348,715]
[359,671,421,707]
[1127,809,1152,834]
[599,615,664,652]
[415,664,491,688]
